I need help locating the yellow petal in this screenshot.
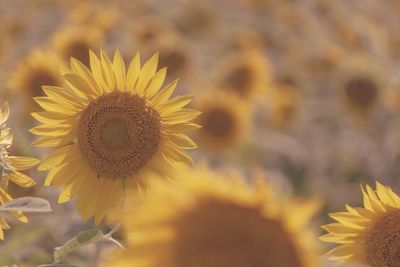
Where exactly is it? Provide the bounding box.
[38,145,73,171]
[100,49,117,91]
[162,108,201,124]
[134,53,159,96]
[145,67,166,98]
[126,52,141,93]
[89,49,109,93]
[112,50,126,91]
[34,97,78,116]
[5,156,40,171]
[70,57,102,96]
[158,95,193,115]
[32,111,73,124]
[7,171,36,187]
[42,86,86,110]
[150,79,178,107]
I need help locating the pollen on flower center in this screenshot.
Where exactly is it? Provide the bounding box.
[345,77,378,109]
[172,200,303,267]
[78,92,161,179]
[367,210,400,267]
[202,107,235,139]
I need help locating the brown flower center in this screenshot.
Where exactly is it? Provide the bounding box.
[222,65,254,97]
[201,107,236,140]
[173,200,303,267]
[159,50,187,76]
[64,40,91,66]
[78,92,161,179]
[28,69,59,97]
[367,210,400,267]
[344,77,378,110]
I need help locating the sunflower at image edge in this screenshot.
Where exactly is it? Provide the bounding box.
[106,167,321,267]
[0,102,40,240]
[320,182,400,266]
[30,49,200,225]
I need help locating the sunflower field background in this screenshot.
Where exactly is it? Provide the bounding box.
[1,0,400,267]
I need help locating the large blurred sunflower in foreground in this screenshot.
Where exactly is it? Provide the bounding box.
[107,167,321,267]
[9,50,63,107]
[31,50,200,225]
[320,182,400,266]
[0,102,40,240]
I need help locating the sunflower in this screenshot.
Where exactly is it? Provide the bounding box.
[106,167,321,267]
[157,35,190,79]
[0,102,40,240]
[131,15,176,49]
[336,55,384,118]
[216,49,270,100]
[31,50,200,225]
[52,25,103,66]
[9,49,63,105]
[266,83,301,129]
[320,182,400,266]
[174,2,216,36]
[67,2,118,33]
[194,92,250,152]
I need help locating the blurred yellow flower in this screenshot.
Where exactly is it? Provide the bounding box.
[67,2,118,33]
[0,102,40,240]
[131,15,176,49]
[31,50,200,225]
[266,84,301,129]
[195,92,250,152]
[52,25,103,66]
[320,182,400,266]
[157,36,190,78]
[107,167,321,267]
[216,49,270,100]
[337,55,383,118]
[9,49,63,109]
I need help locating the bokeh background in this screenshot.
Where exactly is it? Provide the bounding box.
[1,0,400,266]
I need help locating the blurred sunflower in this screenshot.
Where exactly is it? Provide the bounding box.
[131,15,176,49]
[9,50,63,108]
[337,56,384,118]
[31,50,200,225]
[216,49,270,100]
[194,92,250,152]
[157,36,190,78]
[174,2,216,37]
[52,26,103,66]
[0,102,40,240]
[107,167,321,267]
[67,2,118,33]
[320,182,400,266]
[266,84,301,129]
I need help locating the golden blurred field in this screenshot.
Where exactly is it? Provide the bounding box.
[1,0,400,267]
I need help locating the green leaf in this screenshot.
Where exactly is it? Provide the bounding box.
[53,224,123,263]
[0,197,52,213]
